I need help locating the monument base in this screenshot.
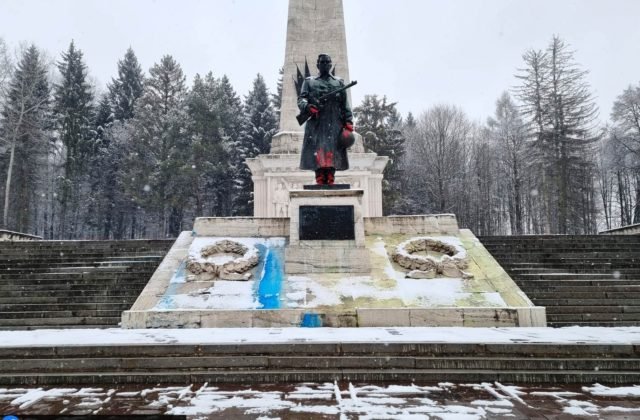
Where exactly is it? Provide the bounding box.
[285,242,371,274]
[246,152,389,218]
[121,214,546,329]
[284,187,369,274]
[122,307,545,329]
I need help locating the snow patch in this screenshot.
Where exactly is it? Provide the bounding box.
[583,383,640,396]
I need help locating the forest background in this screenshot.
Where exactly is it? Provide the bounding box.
[0,35,638,239]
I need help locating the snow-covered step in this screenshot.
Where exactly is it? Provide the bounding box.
[0,327,639,385]
[0,240,170,329]
[481,235,640,327]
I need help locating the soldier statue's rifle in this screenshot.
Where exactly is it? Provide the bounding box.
[296,80,357,125]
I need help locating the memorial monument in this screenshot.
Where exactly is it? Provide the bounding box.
[121,0,545,329]
[246,0,388,217]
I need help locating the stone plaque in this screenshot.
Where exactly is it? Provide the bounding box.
[299,205,355,240]
[303,184,350,190]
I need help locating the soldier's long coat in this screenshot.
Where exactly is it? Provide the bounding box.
[298,75,353,171]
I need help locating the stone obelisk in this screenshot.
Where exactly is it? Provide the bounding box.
[275,0,355,144]
[247,0,388,218]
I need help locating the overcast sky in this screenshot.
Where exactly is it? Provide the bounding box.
[1,0,639,123]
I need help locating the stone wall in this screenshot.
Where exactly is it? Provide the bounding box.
[364,215,460,235]
[599,223,640,235]
[192,214,460,238]
[123,306,546,328]
[0,229,42,241]
[193,217,289,237]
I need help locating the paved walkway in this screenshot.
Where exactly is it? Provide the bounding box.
[2,381,640,418]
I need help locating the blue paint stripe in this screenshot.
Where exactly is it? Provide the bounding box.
[156,260,187,309]
[301,312,323,327]
[258,248,284,309]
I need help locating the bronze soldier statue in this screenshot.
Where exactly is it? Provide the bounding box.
[297,54,355,185]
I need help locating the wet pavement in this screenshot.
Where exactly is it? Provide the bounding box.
[2,381,640,418]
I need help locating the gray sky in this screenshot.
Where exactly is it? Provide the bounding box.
[1,0,639,123]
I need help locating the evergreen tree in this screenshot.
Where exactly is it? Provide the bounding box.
[514,48,553,233]
[515,36,599,234]
[273,67,283,125]
[87,49,142,238]
[232,73,277,215]
[214,75,244,216]
[125,55,189,237]
[353,95,405,214]
[83,92,114,237]
[100,121,136,239]
[185,72,235,217]
[217,75,244,144]
[245,74,277,155]
[546,36,599,233]
[93,93,114,143]
[0,45,50,232]
[108,47,144,121]
[54,40,94,238]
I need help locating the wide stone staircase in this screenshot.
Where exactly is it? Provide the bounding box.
[480,235,640,327]
[0,339,638,385]
[0,239,173,330]
[0,236,639,386]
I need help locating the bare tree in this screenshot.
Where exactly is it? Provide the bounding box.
[595,127,616,230]
[406,105,471,213]
[611,82,640,223]
[0,38,12,97]
[0,45,50,231]
[487,92,527,234]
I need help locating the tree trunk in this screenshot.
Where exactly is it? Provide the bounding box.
[634,172,640,224]
[617,170,628,226]
[2,140,16,228]
[513,163,523,234]
[168,206,182,238]
[130,210,136,239]
[3,99,27,229]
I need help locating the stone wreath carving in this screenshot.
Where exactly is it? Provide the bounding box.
[391,237,473,279]
[186,240,259,281]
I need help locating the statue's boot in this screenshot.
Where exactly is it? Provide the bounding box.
[315,169,325,185]
[326,168,335,185]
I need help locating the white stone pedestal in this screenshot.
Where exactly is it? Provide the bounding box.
[246,151,388,218]
[284,188,371,274]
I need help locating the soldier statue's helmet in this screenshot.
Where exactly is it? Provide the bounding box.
[338,127,356,149]
[317,53,332,64]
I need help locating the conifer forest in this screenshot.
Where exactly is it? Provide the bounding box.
[0,36,638,239]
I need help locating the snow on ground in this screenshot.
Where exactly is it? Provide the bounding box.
[168,280,260,309]
[583,383,640,397]
[1,326,640,348]
[2,381,640,418]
